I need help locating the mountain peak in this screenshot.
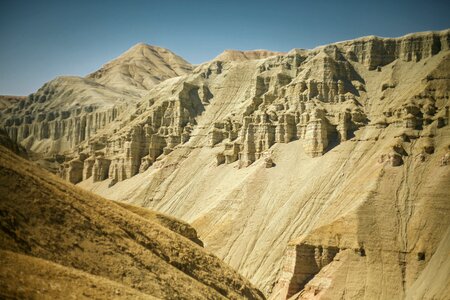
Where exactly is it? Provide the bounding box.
[86,43,192,92]
[126,42,165,53]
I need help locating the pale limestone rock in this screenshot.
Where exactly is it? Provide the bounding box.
[224,142,240,164]
[213,49,285,62]
[303,110,329,157]
[1,44,192,156]
[264,157,274,168]
[389,152,404,166]
[139,155,153,173]
[93,157,111,182]
[87,43,192,94]
[440,152,449,166]
[341,30,450,70]
[64,158,84,184]
[216,153,225,166]
[420,138,435,154]
[82,156,95,180]
[272,242,339,299]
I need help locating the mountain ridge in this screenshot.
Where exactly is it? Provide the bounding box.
[213,49,286,62]
[1,28,450,299]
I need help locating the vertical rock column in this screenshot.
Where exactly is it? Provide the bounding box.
[93,157,111,182]
[273,243,339,299]
[304,110,329,157]
[82,157,95,180]
[66,159,84,184]
[337,111,351,142]
[240,121,256,167]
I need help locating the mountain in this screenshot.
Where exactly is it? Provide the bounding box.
[1,29,450,299]
[0,143,264,299]
[87,43,193,93]
[0,44,192,155]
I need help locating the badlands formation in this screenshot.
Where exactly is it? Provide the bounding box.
[1,29,450,299]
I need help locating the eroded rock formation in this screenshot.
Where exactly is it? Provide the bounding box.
[1,29,450,299]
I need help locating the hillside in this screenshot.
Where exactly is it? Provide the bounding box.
[1,29,450,299]
[0,145,264,299]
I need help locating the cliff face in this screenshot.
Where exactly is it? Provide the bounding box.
[2,76,134,154]
[338,30,450,70]
[1,30,450,298]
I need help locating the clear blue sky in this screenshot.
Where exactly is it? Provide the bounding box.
[1,0,449,95]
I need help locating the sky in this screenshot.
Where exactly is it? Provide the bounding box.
[1,0,449,95]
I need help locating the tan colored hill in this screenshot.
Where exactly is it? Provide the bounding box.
[88,43,193,93]
[0,145,264,299]
[1,29,450,299]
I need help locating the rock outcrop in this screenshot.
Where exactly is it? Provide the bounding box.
[59,81,205,184]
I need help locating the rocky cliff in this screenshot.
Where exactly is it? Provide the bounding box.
[1,29,450,299]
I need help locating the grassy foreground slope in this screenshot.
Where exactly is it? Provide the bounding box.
[0,145,264,299]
